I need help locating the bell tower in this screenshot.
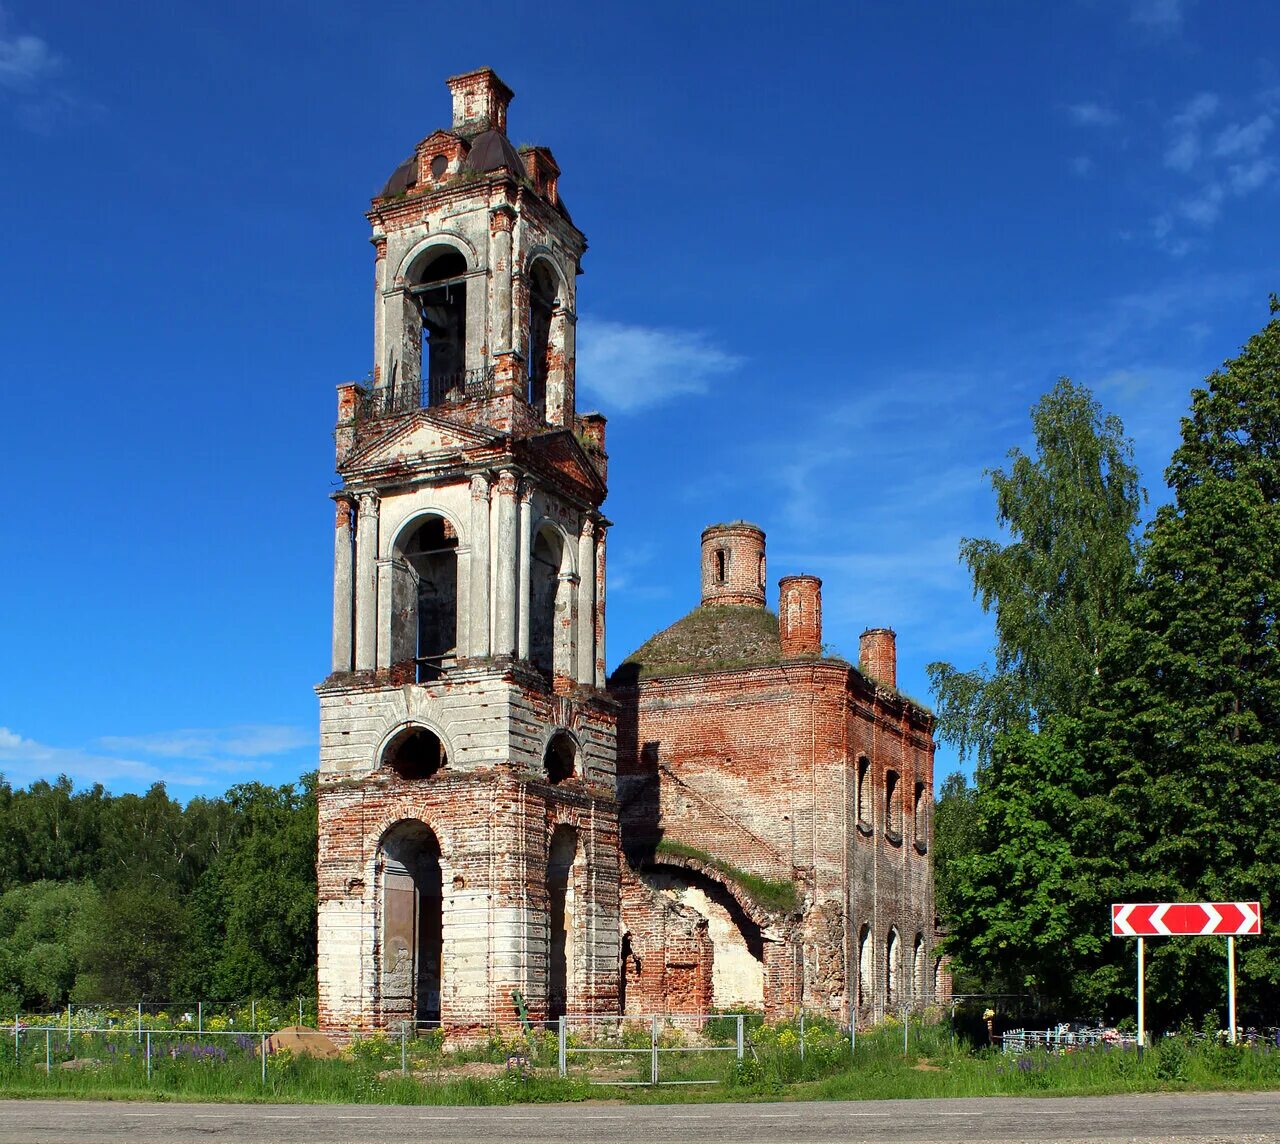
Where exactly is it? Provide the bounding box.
[316,69,619,1033]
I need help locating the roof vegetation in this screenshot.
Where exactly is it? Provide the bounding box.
[654,839,800,914]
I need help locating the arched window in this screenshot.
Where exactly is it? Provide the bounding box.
[530,525,575,678]
[857,757,871,824]
[885,770,901,838]
[546,824,579,1021]
[913,934,926,1005]
[715,549,727,583]
[379,820,443,1026]
[527,260,560,418]
[913,781,927,848]
[857,924,872,1008]
[544,731,577,785]
[886,929,900,1008]
[383,724,446,781]
[391,515,459,681]
[934,957,945,1003]
[411,249,469,405]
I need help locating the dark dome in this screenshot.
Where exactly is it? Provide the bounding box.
[464,130,524,177]
[379,155,417,197]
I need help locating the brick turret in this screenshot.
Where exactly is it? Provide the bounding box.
[778,575,822,658]
[859,627,897,688]
[700,522,766,608]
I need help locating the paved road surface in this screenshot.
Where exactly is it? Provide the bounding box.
[3,1092,1280,1143]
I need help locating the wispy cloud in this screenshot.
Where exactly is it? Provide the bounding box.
[576,318,742,413]
[0,726,210,788]
[1070,155,1095,178]
[1130,0,1189,34]
[98,724,314,760]
[1164,92,1220,172]
[1213,114,1274,159]
[0,6,87,132]
[1067,102,1120,128]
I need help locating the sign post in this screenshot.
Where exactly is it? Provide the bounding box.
[1112,901,1260,1044]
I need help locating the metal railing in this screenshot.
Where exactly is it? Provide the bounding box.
[361,368,495,418]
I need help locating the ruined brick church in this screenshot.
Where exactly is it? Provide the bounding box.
[315,69,944,1032]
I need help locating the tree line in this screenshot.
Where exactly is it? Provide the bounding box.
[931,296,1280,1027]
[0,775,316,1012]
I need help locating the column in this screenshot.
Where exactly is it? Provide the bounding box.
[354,492,379,672]
[493,469,519,656]
[489,207,515,354]
[332,496,355,672]
[371,235,387,385]
[517,480,535,660]
[594,525,607,687]
[576,518,596,685]
[468,474,491,657]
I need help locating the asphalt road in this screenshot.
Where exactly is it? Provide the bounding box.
[3,1092,1280,1143]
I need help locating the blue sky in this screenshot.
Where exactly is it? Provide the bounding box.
[1,0,1277,797]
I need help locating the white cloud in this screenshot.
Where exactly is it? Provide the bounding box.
[98,723,314,760]
[1164,92,1220,172]
[1179,182,1225,226]
[0,10,57,92]
[0,726,210,788]
[1070,155,1095,177]
[1131,0,1188,33]
[576,318,742,413]
[1227,157,1277,195]
[1213,114,1274,158]
[1067,102,1119,128]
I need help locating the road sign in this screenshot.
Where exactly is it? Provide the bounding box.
[1111,901,1261,937]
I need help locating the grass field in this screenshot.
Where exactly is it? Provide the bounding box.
[3,1016,1279,1105]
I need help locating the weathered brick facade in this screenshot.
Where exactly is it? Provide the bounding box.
[316,69,945,1033]
[610,525,947,1025]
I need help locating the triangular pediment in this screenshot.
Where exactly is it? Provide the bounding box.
[342,410,492,473]
[519,429,606,499]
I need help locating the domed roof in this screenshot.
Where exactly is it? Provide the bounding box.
[464,130,524,176]
[611,605,783,683]
[379,155,417,198]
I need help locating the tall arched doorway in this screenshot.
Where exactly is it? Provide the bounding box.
[546,824,579,1020]
[379,820,443,1026]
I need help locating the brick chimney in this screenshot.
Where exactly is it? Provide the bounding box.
[859,628,897,688]
[778,575,822,658]
[701,522,766,608]
[446,67,514,135]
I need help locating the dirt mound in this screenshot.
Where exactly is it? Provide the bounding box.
[262,1025,341,1058]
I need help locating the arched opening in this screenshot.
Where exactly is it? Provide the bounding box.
[527,259,559,418]
[530,525,574,678]
[391,515,459,681]
[378,820,443,1026]
[544,730,577,784]
[857,923,872,1009]
[885,770,901,837]
[715,549,727,583]
[856,757,871,824]
[383,723,446,781]
[546,824,579,1021]
[913,933,926,1006]
[411,248,469,405]
[885,929,900,1009]
[640,866,764,1010]
[913,781,926,847]
[934,957,945,1002]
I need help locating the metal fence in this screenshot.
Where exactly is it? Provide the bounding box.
[1000,1024,1139,1053]
[12,998,318,1037]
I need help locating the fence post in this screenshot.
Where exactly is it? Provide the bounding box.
[650,1016,659,1087]
[298,997,303,1026]
[799,1009,805,1062]
[736,1014,744,1061]
[137,1002,142,1043]
[197,1002,202,1037]
[67,1004,72,1048]
[46,1029,50,1074]
[557,1016,566,1078]
[13,1014,18,1063]
[145,1031,151,1082]
[850,1016,856,1059]
[401,1024,407,1076]
[261,1033,267,1085]
[903,1005,909,1057]
[250,1000,256,1031]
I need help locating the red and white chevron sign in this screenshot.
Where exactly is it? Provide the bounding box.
[1112,902,1261,937]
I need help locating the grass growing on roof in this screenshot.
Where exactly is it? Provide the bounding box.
[653,839,800,913]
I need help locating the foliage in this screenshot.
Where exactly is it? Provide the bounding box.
[0,771,317,1009]
[928,378,1143,765]
[652,839,799,913]
[1090,295,1280,1023]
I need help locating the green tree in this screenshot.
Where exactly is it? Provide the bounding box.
[932,771,978,924]
[0,880,101,1011]
[75,879,189,1002]
[1093,296,1280,1023]
[928,378,1143,764]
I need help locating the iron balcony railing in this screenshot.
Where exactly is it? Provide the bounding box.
[361,367,496,419]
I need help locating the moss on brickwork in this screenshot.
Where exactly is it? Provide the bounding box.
[654,838,800,914]
[614,605,785,681]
